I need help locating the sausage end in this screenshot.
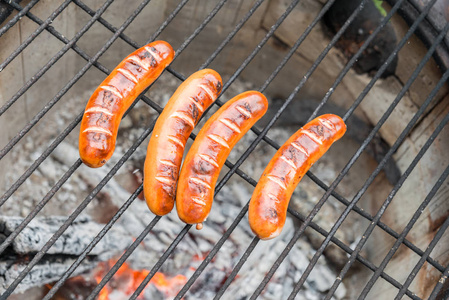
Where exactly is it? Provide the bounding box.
[321,114,347,140]
[249,215,284,240]
[79,133,114,168]
[146,198,174,216]
[144,179,175,216]
[176,200,208,225]
[201,68,223,97]
[150,40,175,63]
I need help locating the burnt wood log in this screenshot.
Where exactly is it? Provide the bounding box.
[0,254,96,295]
[324,0,398,77]
[0,215,132,294]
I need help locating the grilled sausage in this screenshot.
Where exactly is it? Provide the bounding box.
[79,40,175,168]
[144,69,223,216]
[248,114,346,240]
[176,91,268,229]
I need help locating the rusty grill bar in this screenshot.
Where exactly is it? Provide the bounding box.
[0,0,448,299]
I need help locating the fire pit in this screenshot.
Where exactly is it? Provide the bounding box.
[0,0,448,299]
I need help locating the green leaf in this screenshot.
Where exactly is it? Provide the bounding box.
[373,0,387,17]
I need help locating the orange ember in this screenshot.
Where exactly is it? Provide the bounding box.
[94,259,187,299]
[150,272,188,294]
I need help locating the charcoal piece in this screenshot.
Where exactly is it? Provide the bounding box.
[0,253,96,294]
[0,215,133,294]
[0,1,16,26]
[324,0,398,77]
[0,215,133,257]
[45,276,99,300]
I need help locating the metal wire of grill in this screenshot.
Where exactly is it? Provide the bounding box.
[0,0,448,299]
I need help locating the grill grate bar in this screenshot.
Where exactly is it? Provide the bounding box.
[322,22,449,299]
[0,0,260,256]
[0,0,115,118]
[214,237,259,300]
[210,0,354,208]
[0,0,230,209]
[127,225,192,300]
[395,180,449,298]
[93,158,253,299]
[172,17,449,289]
[359,163,449,299]
[71,0,190,81]
[258,0,337,93]
[85,216,164,300]
[170,3,383,296]
[429,264,449,299]
[21,95,146,297]
[0,0,174,287]
[306,0,406,122]
[42,184,144,300]
[130,180,418,300]
[236,126,447,272]
[194,0,449,264]
[172,0,229,65]
[0,0,72,72]
[194,0,339,195]
[250,0,442,297]
[199,0,266,70]
[34,2,321,294]
[72,0,143,49]
[91,74,303,297]
[0,0,39,37]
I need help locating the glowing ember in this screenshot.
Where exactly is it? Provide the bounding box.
[93,259,188,299]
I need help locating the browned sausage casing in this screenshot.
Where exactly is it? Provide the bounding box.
[176,91,268,229]
[79,40,175,168]
[249,114,346,240]
[144,69,223,216]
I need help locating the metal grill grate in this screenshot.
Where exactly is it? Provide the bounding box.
[0,0,448,299]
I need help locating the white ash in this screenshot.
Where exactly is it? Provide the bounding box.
[0,215,132,257]
[0,255,95,294]
[0,215,134,294]
[0,78,359,299]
